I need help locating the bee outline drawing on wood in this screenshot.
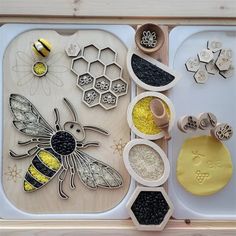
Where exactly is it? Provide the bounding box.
[9,94,123,199]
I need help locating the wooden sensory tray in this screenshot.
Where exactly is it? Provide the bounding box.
[1,12,236,236]
[168,26,236,220]
[0,24,136,219]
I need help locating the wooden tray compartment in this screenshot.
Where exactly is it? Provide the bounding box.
[0,24,135,219]
[0,22,235,235]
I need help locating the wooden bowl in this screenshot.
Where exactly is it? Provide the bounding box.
[127,91,175,140]
[126,186,174,231]
[123,139,170,187]
[135,23,165,54]
[126,48,181,92]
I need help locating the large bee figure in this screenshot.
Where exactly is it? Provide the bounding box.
[9,94,123,199]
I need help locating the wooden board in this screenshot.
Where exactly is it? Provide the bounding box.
[1,24,236,235]
[2,29,131,214]
[0,0,236,18]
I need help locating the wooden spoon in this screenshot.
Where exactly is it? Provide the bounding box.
[150,98,171,140]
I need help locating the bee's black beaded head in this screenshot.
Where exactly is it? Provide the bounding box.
[51,131,76,155]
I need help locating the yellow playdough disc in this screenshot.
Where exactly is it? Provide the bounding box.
[177,135,233,196]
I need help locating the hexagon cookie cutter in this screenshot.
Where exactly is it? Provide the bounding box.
[68,43,128,110]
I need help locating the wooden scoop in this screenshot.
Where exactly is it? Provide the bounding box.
[150,98,171,140]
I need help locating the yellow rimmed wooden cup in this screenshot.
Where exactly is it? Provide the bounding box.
[127,91,175,140]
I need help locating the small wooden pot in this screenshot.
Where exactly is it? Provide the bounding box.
[123,139,170,187]
[135,23,165,54]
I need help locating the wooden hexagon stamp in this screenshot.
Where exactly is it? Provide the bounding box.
[198,49,214,63]
[65,41,81,57]
[205,60,219,75]
[207,40,222,53]
[220,65,234,79]
[185,57,201,72]
[194,68,208,84]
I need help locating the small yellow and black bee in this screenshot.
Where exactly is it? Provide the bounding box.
[9,94,123,199]
[32,38,52,57]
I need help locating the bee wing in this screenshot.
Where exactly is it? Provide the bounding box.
[74,151,123,189]
[9,94,54,137]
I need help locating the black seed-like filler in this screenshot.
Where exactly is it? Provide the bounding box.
[25,172,43,188]
[51,131,76,155]
[131,191,169,225]
[131,54,175,87]
[32,156,56,177]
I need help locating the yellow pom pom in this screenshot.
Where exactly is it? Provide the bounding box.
[33,38,52,57]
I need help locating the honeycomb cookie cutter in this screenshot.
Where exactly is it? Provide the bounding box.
[66,43,128,110]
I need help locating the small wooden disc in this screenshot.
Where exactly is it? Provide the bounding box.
[207,40,222,53]
[198,49,214,63]
[194,68,208,84]
[177,115,198,133]
[205,60,219,75]
[219,65,234,79]
[211,123,233,141]
[198,112,217,130]
[185,57,201,72]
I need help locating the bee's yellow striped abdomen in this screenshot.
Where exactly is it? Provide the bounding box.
[38,150,61,171]
[28,164,49,183]
[24,181,36,192]
[24,149,61,192]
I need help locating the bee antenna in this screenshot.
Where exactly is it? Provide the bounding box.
[63,98,77,122]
